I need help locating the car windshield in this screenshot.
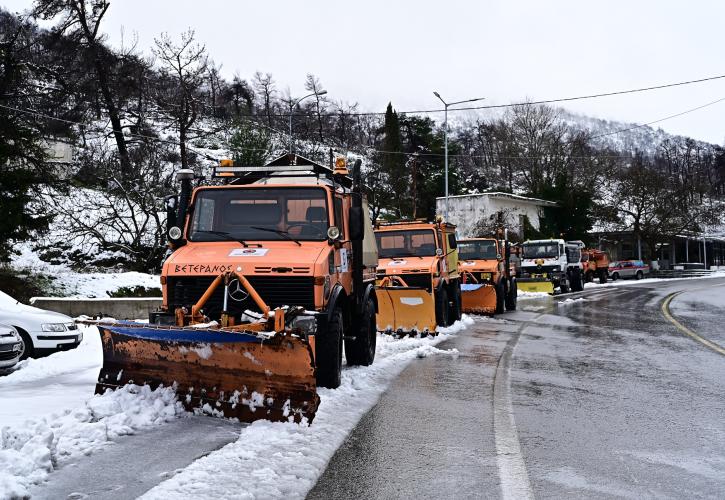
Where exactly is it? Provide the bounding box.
[376,229,437,258]
[522,243,559,259]
[189,187,329,242]
[458,240,497,260]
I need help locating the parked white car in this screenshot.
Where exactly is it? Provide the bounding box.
[0,291,82,360]
[0,323,23,371]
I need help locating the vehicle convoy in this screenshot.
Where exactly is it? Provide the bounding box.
[374,220,461,334]
[609,260,650,280]
[94,154,379,424]
[457,233,517,315]
[517,239,584,294]
[0,291,80,360]
[580,246,610,283]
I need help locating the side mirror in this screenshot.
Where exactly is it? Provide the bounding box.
[496,253,502,260]
[349,205,364,241]
[165,195,180,241]
[436,248,444,257]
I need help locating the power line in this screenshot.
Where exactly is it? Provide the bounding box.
[272,73,725,117]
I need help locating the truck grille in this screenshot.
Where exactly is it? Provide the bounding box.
[389,272,432,291]
[167,275,315,319]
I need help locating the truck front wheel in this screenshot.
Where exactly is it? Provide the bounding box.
[505,279,517,311]
[448,281,462,324]
[345,297,376,367]
[495,280,505,314]
[435,288,449,327]
[316,307,343,389]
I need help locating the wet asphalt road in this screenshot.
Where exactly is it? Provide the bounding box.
[309,278,725,499]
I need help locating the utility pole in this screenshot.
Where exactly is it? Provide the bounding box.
[433,92,485,221]
[411,154,418,219]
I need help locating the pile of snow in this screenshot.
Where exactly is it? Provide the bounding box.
[557,297,587,306]
[517,290,551,299]
[0,383,186,499]
[140,316,473,500]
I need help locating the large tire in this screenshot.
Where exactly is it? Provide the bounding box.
[559,279,570,294]
[15,327,34,361]
[345,297,376,366]
[316,307,343,389]
[585,271,594,283]
[599,269,608,284]
[636,270,643,280]
[495,280,505,314]
[435,287,449,327]
[448,281,462,324]
[570,268,584,292]
[505,279,517,311]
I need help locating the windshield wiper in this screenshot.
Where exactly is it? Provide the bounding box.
[194,230,249,247]
[250,226,302,246]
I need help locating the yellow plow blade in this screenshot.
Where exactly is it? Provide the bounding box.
[461,283,497,315]
[375,287,437,334]
[517,280,555,294]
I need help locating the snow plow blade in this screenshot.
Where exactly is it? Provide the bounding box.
[517,279,555,294]
[95,323,319,424]
[375,287,437,334]
[461,283,497,315]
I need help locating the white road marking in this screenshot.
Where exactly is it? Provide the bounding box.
[493,323,535,500]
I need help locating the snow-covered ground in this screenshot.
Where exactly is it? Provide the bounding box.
[0,317,472,499]
[11,244,159,298]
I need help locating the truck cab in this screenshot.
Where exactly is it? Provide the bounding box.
[519,239,584,293]
[457,237,517,313]
[374,220,461,328]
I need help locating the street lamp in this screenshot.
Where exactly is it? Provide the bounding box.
[433,92,485,220]
[288,90,327,153]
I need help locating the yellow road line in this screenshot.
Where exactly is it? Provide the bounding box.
[661,292,725,356]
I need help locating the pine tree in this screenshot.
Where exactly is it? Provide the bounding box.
[380,103,407,217]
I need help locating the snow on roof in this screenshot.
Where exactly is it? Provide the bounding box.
[436,192,558,207]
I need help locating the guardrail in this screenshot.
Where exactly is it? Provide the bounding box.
[29,297,162,320]
[648,269,714,279]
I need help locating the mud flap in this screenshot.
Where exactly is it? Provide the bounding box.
[461,283,497,315]
[517,280,555,294]
[375,287,437,334]
[95,324,319,424]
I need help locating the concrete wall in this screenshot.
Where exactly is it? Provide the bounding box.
[437,195,547,239]
[30,297,162,320]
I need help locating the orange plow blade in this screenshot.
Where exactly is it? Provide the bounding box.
[461,283,497,315]
[95,323,319,424]
[375,287,437,334]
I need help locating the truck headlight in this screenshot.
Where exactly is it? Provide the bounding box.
[41,323,67,332]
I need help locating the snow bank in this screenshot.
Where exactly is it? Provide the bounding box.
[141,316,473,500]
[0,384,186,499]
[517,290,551,299]
[11,243,160,298]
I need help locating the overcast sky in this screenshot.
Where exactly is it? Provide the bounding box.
[3,0,724,144]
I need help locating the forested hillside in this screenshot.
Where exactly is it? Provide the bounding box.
[2,1,724,276]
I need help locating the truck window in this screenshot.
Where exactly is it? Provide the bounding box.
[458,240,497,260]
[447,233,457,250]
[188,187,329,241]
[376,230,437,258]
[522,243,559,259]
[334,196,344,235]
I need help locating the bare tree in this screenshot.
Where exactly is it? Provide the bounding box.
[253,71,276,127]
[153,29,208,170]
[305,73,327,142]
[33,0,132,174]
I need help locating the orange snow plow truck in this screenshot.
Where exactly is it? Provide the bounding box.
[94,154,379,424]
[374,220,461,335]
[457,233,517,315]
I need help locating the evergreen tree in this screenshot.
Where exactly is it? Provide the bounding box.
[379,103,407,217]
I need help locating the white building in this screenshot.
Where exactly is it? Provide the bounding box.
[436,192,557,239]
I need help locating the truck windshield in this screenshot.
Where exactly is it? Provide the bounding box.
[458,240,497,260]
[522,243,559,259]
[189,187,329,242]
[376,229,437,258]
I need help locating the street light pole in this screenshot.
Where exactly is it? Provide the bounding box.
[433,92,485,221]
[288,90,327,154]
